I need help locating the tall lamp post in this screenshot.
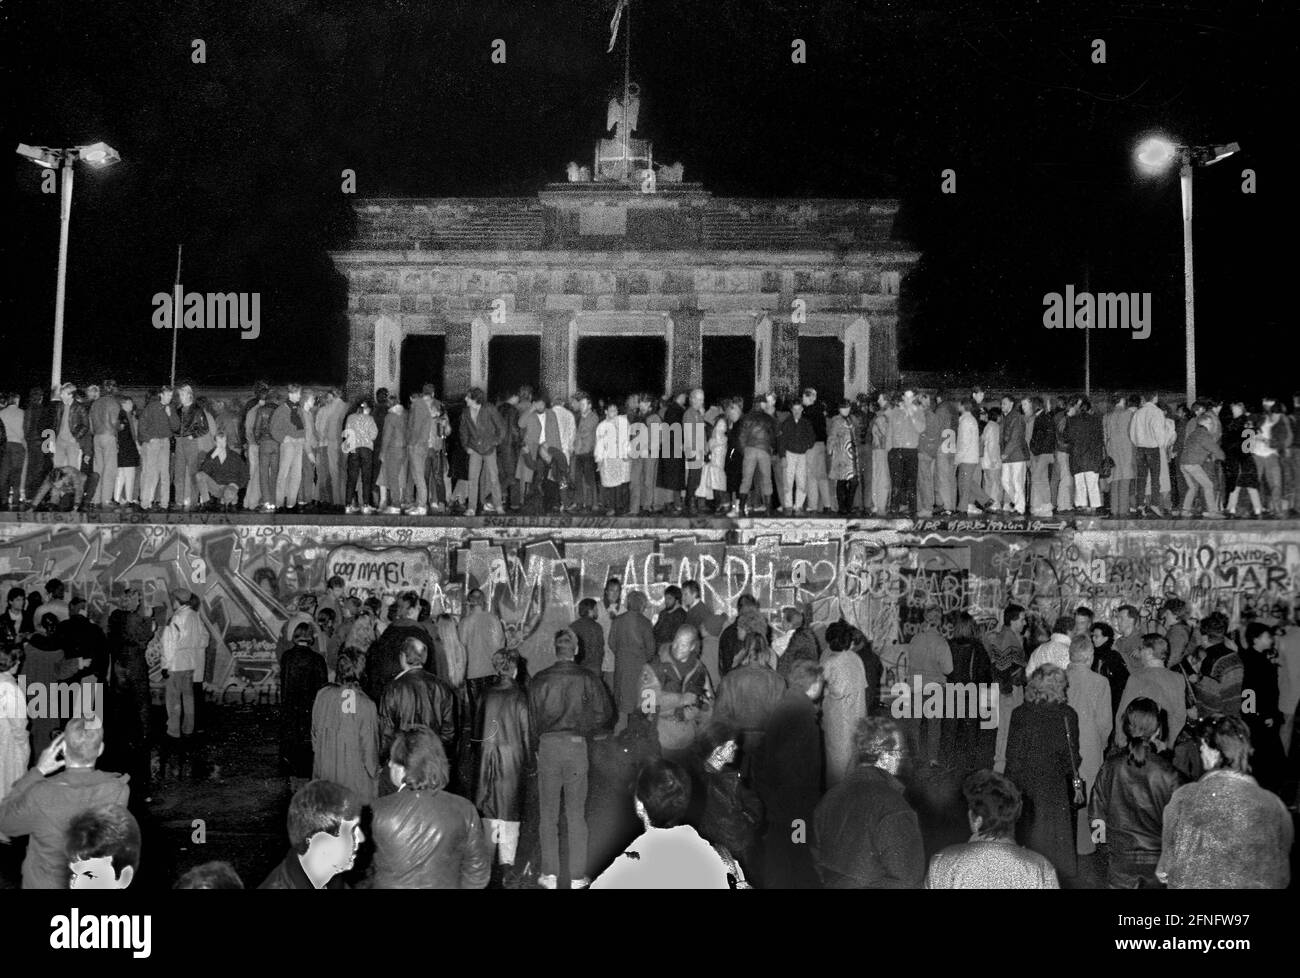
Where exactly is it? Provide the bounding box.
[15,141,122,392]
[1134,136,1238,403]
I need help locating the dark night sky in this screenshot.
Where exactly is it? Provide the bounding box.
[4,0,1296,397]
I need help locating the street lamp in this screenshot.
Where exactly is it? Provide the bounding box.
[15,141,122,391]
[1134,134,1239,402]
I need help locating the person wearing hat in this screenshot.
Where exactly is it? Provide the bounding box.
[160,587,207,769]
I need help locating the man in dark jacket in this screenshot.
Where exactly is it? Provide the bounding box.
[735,392,778,516]
[460,386,505,515]
[777,401,817,513]
[776,606,820,681]
[260,779,363,889]
[754,658,825,888]
[652,586,688,652]
[813,715,925,888]
[999,395,1029,515]
[527,628,615,889]
[495,388,525,511]
[280,623,328,777]
[369,726,491,888]
[56,597,108,684]
[0,720,131,889]
[377,637,458,778]
[1064,397,1106,514]
[569,597,606,679]
[362,591,428,703]
[609,591,657,730]
[1025,395,1055,517]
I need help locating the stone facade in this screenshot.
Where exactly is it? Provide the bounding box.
[331,184,918,401]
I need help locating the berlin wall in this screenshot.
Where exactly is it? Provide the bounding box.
[1,516,1295,700]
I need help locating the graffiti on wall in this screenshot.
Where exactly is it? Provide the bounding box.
[1,520,1296,697]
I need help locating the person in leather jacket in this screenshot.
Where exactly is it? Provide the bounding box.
[734,393,779,516]
[1087,697,1185,888]
[377,637,458,789]
[367,725,490,889]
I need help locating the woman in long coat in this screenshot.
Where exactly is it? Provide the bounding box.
[820,622,867,786]
[945,613,996,772]
[1065,635,1111,855]
[0,647,30,798]
[1005,663,1082,880]
[474,650,531,872]
[656,394,686,509]
[378,404,407,509]
[1103,398,1136,515]
[724,403,744,503]
[870,399,892,515]
[311,648,380,802]
[826,402,858,514]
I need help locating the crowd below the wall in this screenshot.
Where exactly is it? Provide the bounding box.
[0,566,1295,889]
[2,381,1299,520]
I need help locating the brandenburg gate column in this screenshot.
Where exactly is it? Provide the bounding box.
[672,309,703,392]
[540,309,575,402]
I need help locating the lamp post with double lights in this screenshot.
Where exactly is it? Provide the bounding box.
[1134,135,1239,403]
[15,141,122,391]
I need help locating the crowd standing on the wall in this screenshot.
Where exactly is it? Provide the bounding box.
[2,382,1298,520]
[0,567,1295,889]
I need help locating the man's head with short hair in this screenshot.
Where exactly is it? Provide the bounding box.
[285,780,364,881]
[174,860,244,889]
[1003,603,1025,629]
[388,724,450,791]
[399,590,420,618]
[401,636,429,669]
[66,805,141,889]
[825,619,853,652]
[554,628,578,660]
[670,623,700,663]
[492,648,520,681]
[787,659,824,698]
[1199,715,1253,774]
[682,580,700,604]
[577,597,598,620]
[69,596,87,617]
[854,716,905,771]
[466,386,485,407]
[64,718,105,767]
[1201,611,1229,640]
[962,770,1022,841]
[634,759,692,829]
[47,578,66,600]
[467,588,486,610]
[663,585,681,610]
[1116,604,1139,634]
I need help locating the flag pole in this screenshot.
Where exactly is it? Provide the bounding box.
[623,1,631,181]
[170,244,182,387]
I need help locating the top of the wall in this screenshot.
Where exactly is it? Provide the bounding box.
[343,193,908,254]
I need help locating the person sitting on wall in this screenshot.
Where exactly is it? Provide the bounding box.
[26,465,88,512]
[195,431,249,512]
